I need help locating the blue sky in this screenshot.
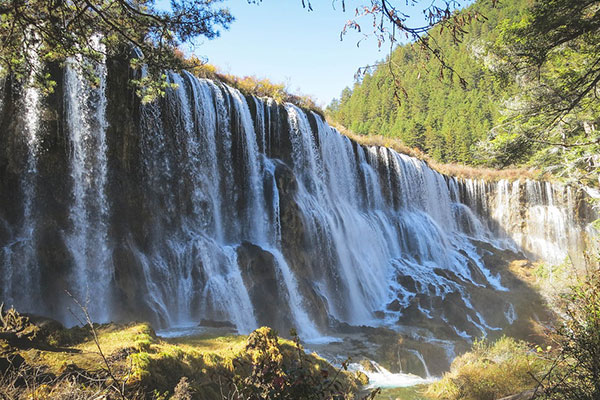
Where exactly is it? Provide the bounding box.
[185,1,427,107]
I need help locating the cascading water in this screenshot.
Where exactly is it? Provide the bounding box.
[349,361,436,388]
[459,178,594,265]
[134,73,321,337]
[0,67,597,373]
[134,72,259,332]
[1,50,43,312]
[63,38,112,322]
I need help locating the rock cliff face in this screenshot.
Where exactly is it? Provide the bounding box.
[0,59,597,374]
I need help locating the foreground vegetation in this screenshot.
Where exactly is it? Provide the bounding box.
[0,254,598,400]
[428,337,547,400]
[0,313,363,400]
[431,255,600,400]
[375,385,429,400]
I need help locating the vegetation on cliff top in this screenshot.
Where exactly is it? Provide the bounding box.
[330,120,545,181]
[181,56,321,114]
[326,0,530,164]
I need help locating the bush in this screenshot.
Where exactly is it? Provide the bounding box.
[427,337,547,400]
[538,263,600,400]
[220,327,360,400]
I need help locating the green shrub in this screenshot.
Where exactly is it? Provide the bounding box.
[427,337,547,400]
[539,264,600,400]
[220,327,359,400]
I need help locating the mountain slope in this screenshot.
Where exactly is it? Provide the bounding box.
[326,0,533,165]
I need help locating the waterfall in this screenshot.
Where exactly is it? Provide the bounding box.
[459,178,594,265]
[1,68,597,360]
[135,76,326,336]
[406,349,432,378]
[63,38,112,322]
[1,51,42,312]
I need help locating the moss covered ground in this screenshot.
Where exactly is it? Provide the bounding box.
[2,318,560,400]
[6,321,362,399]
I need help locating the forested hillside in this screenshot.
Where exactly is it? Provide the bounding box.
[327,0,531,164]
[326,0,599,185]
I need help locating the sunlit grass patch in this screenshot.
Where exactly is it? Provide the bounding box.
[426,337,548,400]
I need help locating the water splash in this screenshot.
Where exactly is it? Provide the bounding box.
[349,361,437,388]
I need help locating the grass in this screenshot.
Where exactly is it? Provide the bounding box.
[426,337,549,400]
[182,56,322,115]
[20,322,155,373]
[20,322,249,378]
[14,322,361,399]
[6,324,554,400]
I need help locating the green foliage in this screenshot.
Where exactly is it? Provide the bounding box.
[0,0,233,98]
[327,0,531,165]
[328,0,600,184]
[485,0,600,186]
[220,327,359,400]
[427,336,547,400]
[539,261,600,399]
